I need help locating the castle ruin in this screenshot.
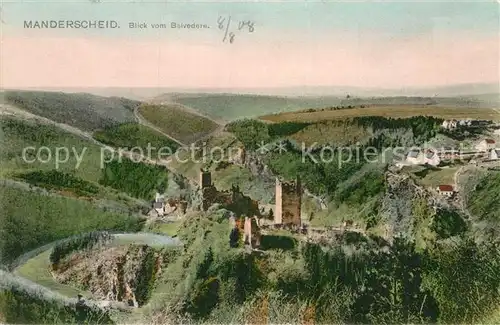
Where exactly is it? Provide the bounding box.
[274,177,302,228]
[244,216,261,249]
[200,168,212,188]
[199,169,259,216]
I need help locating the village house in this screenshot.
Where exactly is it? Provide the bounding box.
[475,139,496,152]
[438,147,460,160]
[424,150,441,166]
[489,148,500,160]
[406,149,423,165]
[147,192,166,217]
[153,201,164,217]
[436,185,455,198]
[441,119,458,130]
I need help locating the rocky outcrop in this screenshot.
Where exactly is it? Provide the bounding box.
[53,244,172,307]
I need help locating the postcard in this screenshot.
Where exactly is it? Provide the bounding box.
[1,1,499,324]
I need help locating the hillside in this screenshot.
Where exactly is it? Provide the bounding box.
[3,90,139,131]
[145,207,500,324]
[167,93,342,122]
[2,88,500,324]
[466,171,500,223]
[0,116,106,182]
[93,122,180,154]
[138,104,220,144]
[0,270,113,324]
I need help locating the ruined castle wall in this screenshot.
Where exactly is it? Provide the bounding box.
[274,178,283,224]
[275,178,301,227]
[200,170,212,188]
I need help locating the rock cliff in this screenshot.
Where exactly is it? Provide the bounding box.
[52,244,175,307]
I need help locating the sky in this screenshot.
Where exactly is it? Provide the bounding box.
[1,1,499,89]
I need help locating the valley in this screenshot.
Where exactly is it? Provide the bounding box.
[1,89,500,324]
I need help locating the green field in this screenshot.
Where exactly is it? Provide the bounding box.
[4,90,138,131]
[93,122,180,153]
[414,167,458,188]
[138,104,220,144]
[173,93,342,121]
[14,250,90,298]
[148,221,182,237]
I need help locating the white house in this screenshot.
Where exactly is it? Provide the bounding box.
[406,149,423,165]
[424,150,441,166]
[153,201,164,216]
[489,149,500,160]
[442,120,458,130]
[437,185,455,198]
[476,139,496,152]
[441,120,458,130]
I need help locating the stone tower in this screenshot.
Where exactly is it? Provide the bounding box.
[199,169,212,188]
[274,177,301,228]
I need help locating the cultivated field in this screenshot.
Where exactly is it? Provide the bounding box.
[138,104,220,144]
[260,105,500,123]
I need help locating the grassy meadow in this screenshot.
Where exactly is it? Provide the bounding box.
[413,167,458,188]
[14,250,91,298]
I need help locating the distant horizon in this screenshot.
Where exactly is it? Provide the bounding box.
[2,82,499,100]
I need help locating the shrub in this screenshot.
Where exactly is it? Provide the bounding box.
[50,231,112,265]
[14,170,100,196]
[99,158,168,200]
